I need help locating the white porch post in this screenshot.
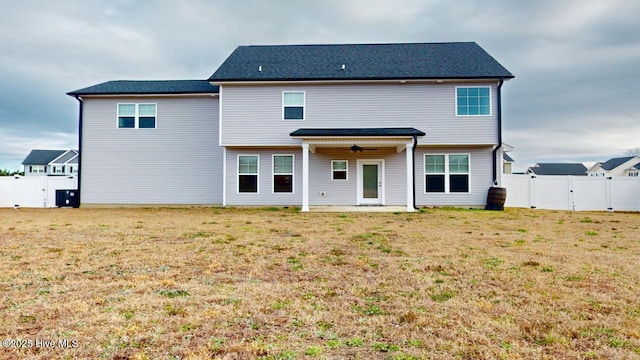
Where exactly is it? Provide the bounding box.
[406,141,415,212]
[302,142,310,212]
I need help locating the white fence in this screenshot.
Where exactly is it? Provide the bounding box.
[503,174,640,211]
[0,176,78,208]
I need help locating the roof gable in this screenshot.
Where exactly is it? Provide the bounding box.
[22,150,67,165]
[600,156,638,170]
[209,42,514,82]
[68,80,219,96]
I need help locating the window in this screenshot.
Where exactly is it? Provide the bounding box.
[53,166,65,174]
[425,154,470,193]
[425,155,445,192]
[283,92,304,120]
[332,160,348,180]
[273,155,294,193]
[448,155,469,192]
[238,155,258,193]
[118,103,157,128]
[30,165,45,174]
[456,87,490,116]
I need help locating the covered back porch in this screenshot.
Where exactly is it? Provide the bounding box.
[290,128,425,212]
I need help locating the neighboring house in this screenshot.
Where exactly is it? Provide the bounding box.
[68,42,514,211]
[503,154,514,174]
[587,156,640,177]
[502,143,515,174]
[22,149,79,176]
[527,163,587,176]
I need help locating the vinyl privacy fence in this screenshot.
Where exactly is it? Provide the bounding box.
[502,174,640,211]
[0,176,78,208]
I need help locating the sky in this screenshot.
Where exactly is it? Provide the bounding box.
[1,0,639,172]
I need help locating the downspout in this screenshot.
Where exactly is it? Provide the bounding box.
[492,78,504,185]
[412,135,419,210]
[74,96,83,208]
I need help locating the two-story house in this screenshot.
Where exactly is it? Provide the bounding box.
[22,149,79,176]
[587,156,640,177]
[68,42,513,211]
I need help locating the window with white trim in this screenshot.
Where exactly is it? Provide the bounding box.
[53,166,65,174]
[283,92,304,120]
[273,155,294,193]
[425,154,470,193]
[30,165,46,174]
[238,155,258,193]
[331,160,348,180]
[118,103,157,128]
[456,87,490,116]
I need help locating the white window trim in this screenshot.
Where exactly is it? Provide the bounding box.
[455,86,492,117]
[282,91,305,121]
[117,103,158,129]
[331,160,349,181]
[237,154,259,194]
[272,154,295,194]
[424,153,471,194]
[31,165,46,173]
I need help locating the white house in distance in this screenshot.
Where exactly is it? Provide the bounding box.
[22,149,78,176]
[67,42,514,211]
[587,156,640,177]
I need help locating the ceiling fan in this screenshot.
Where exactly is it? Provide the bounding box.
[349,144,377,153]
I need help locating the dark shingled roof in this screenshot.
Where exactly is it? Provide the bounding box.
[210,42,514,82]
[528,163,588,176]
[599,156,637,170]
[22,150,67,165]
[503,154,514,162]
[290,128,425,137]
[68,80,219,96]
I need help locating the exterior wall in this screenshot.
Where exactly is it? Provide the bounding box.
[224,148,303,206]
[220,82,499,146]
[309,148,407,206]
[224,147,408,206]
[81,96,222,205]
[414,146,494,207]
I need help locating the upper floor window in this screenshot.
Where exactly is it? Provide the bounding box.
[283,92,304,120]
[118,103,157,128]
[456,87,490,116]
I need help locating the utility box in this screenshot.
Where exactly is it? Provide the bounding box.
[56,189,79,208]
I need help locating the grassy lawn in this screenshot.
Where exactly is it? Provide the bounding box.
[0,207,639,359]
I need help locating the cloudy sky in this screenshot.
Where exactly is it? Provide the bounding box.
[1,0,639,171]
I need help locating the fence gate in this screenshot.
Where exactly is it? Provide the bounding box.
[502,175,640,211]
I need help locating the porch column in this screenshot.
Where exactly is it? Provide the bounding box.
[302,142,310,212]
[406,141,415,212]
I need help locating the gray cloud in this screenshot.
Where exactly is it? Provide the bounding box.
[0,0,638,171]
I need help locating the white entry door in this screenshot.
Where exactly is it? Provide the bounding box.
[357,160,384,205]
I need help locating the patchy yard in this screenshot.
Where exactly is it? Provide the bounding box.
[0,207,638,359]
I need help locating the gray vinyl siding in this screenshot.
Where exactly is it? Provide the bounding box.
[225,148,302,206]
[224,147,407,206]
[309,149,406,206]
[220,83,498,146]
[81,96,222,205]
[415,146,494,207]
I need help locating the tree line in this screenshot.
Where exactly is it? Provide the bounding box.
[0,169,24,176]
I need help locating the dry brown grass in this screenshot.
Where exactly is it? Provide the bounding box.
[0,207,639,359]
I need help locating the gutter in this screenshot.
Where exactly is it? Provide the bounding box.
[492,78,504,185]
[74,96,83,208]
[412,135,419,210]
